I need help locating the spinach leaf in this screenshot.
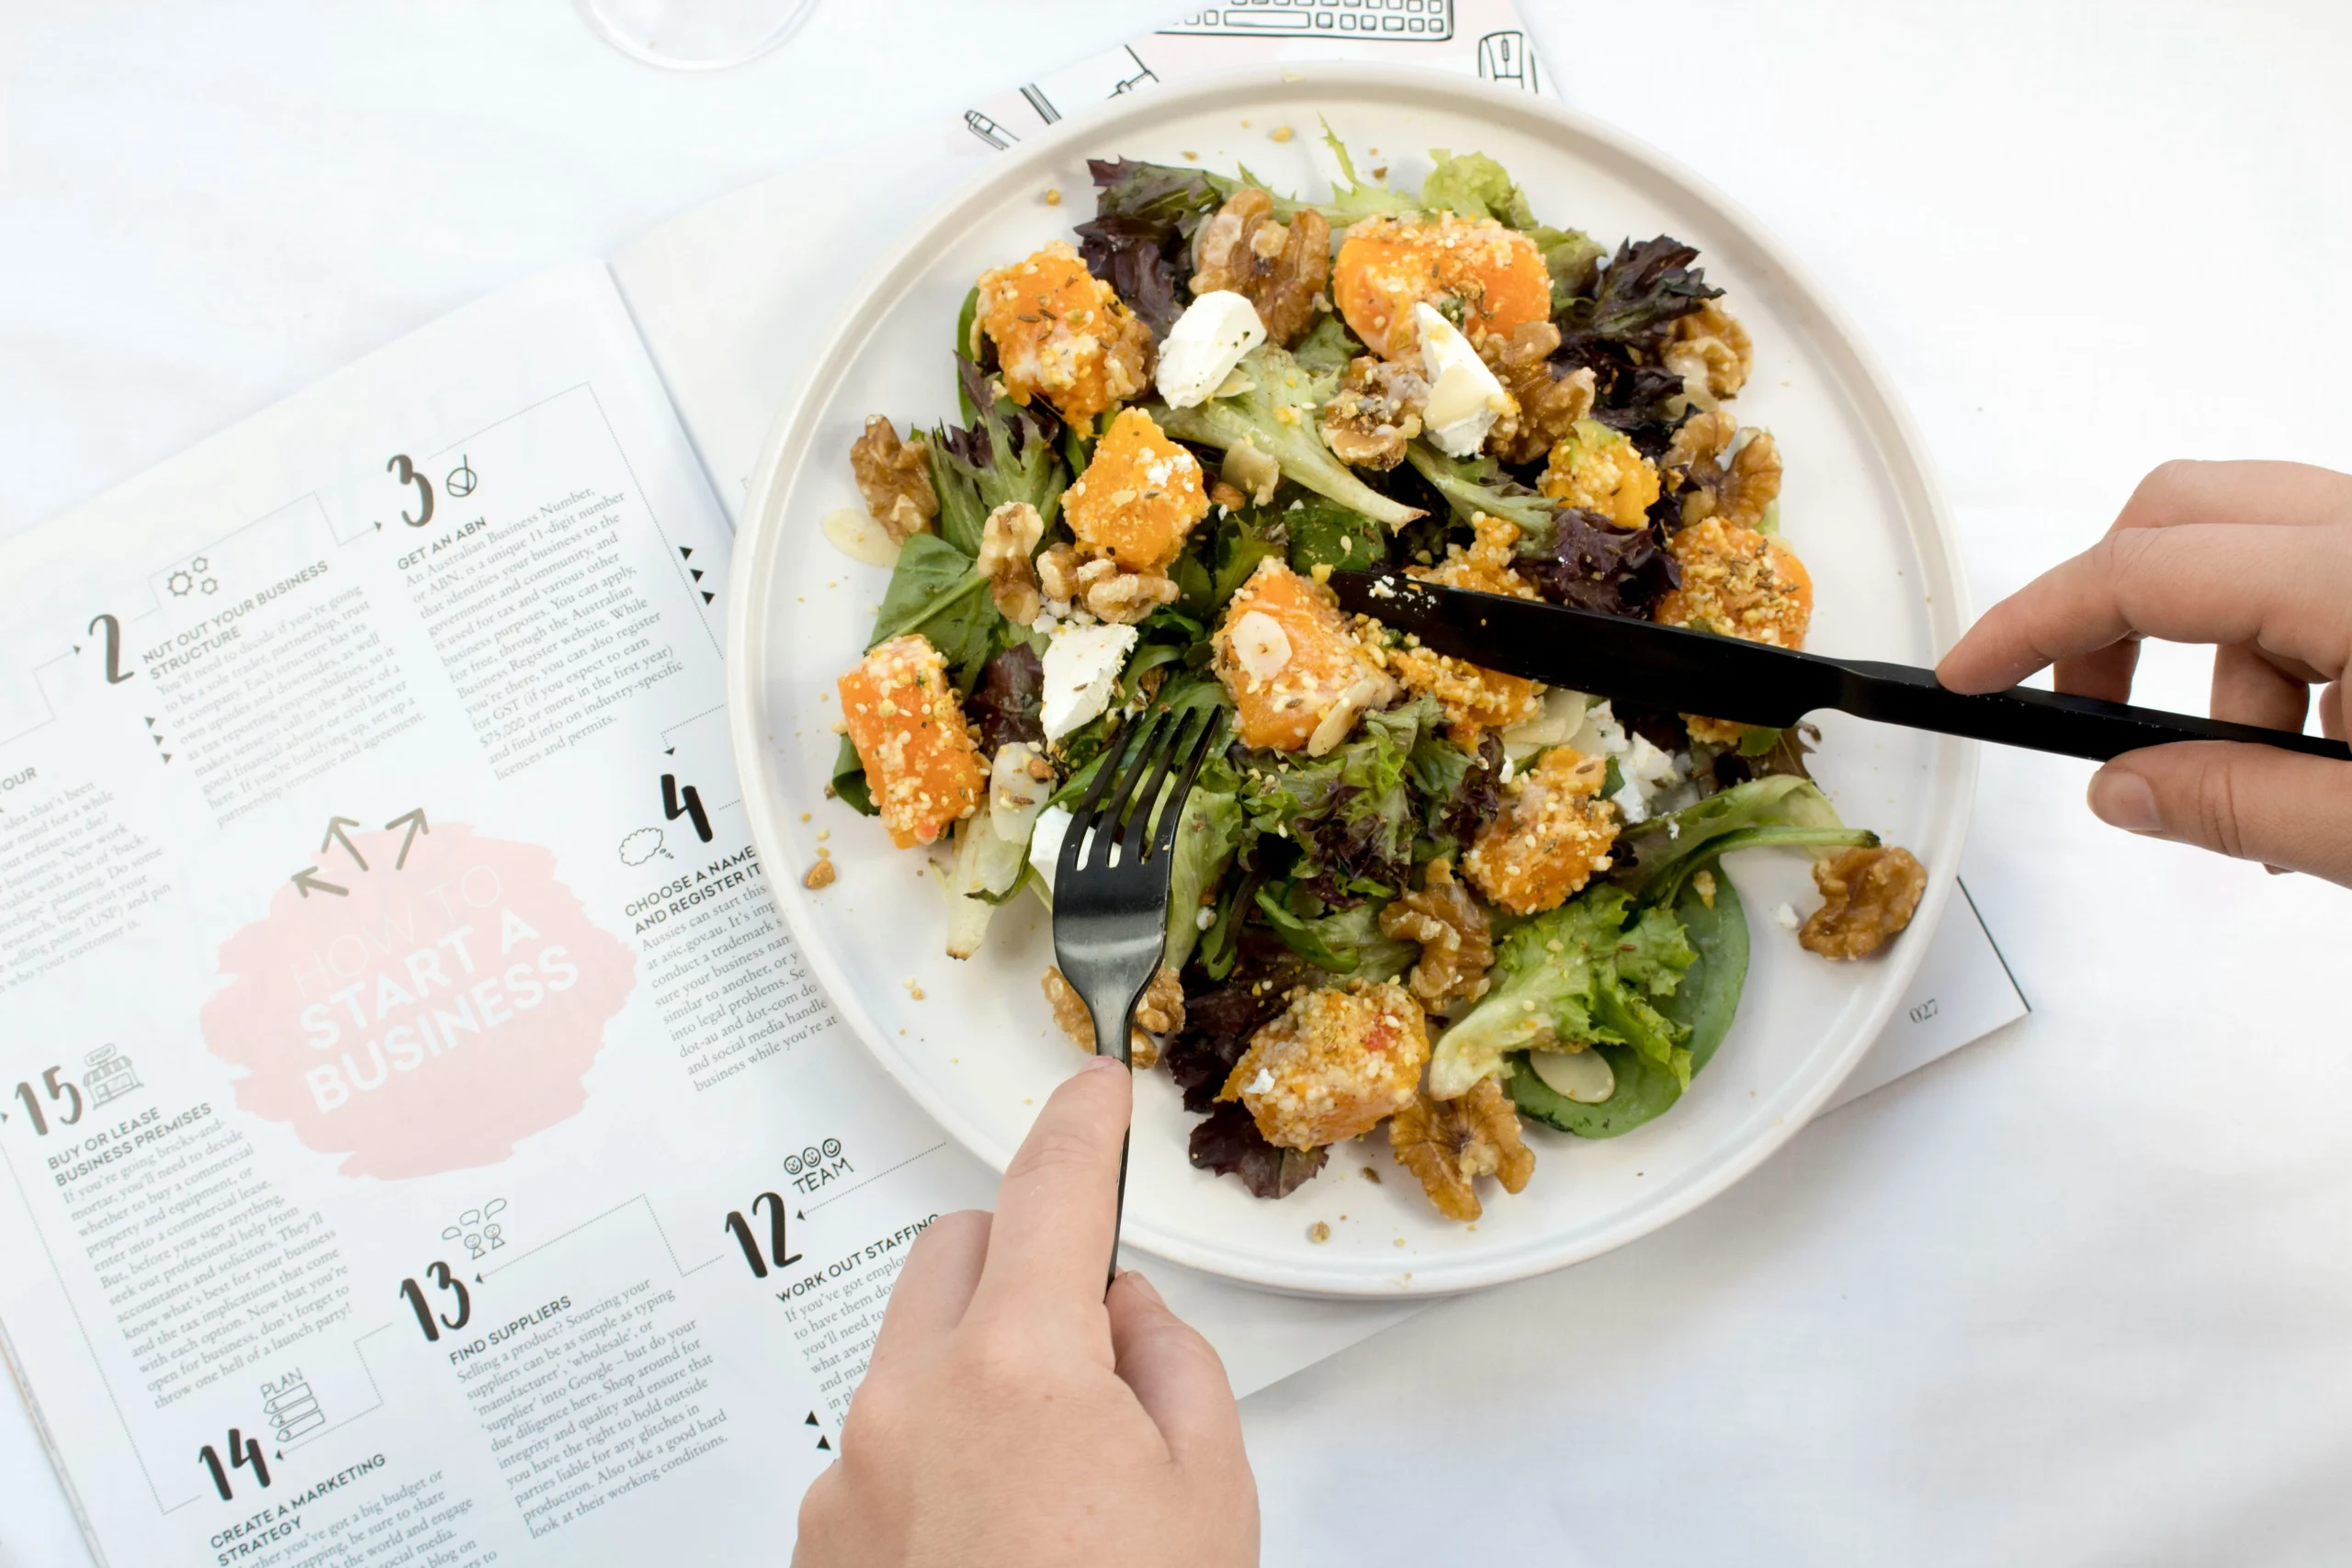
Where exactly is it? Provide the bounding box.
[868,534,1001,680]
[1660,866,1748,1075]
[831,733,876,817]
[1510,1043,1681,1138]
[1283,497,1389,574]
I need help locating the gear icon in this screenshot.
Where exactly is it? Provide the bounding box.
[201,578,219,594]
[189,556,209,572]
[167,570,194,597]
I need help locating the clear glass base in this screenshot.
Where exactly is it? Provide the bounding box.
[575,0,818,71]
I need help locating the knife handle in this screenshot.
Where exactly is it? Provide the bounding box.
[1833,660,2352,763]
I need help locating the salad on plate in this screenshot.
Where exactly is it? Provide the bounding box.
[820,129,1927,1224]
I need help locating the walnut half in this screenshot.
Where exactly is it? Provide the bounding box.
[1664,409,1781,531]
[1479,321,1596,466]
[850,415,938,542]
[978,501,1045,625]
[1378,859,1494,1010]
[1041,964,1181,1069]
[1036,542,1181,626]
[1388,1077,1533,1223]
[1799,845,1927,960]
[1318,355,1428,470]
[1191,186,1331,347]
[1662,299,1753,409]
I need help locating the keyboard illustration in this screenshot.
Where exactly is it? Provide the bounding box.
[1161,0,1457,40]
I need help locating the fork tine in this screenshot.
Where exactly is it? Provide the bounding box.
[1148,708,1228,863]
[1127,705,1211,863]
[1104,709,1182,863]
[1059,711,1142,878]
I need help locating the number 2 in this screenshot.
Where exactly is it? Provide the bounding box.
[388,454,435,528]
[88,614,132,684]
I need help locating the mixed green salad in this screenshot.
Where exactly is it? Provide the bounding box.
[820,128,1926,1224]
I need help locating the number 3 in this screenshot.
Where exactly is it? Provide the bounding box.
[388,454,435,528]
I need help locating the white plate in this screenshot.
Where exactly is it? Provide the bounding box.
[726,65,1973,1297]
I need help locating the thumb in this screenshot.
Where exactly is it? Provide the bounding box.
[2087,742,2352,886]
[1105,1270,1247,1472]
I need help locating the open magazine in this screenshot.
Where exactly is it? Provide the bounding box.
[0,11,2023,1566]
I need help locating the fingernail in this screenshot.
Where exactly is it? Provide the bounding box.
[2265,863,2294,877]
[2087,768,2162,833]
[1079,1053,1125,1075]
[1118,1269,1163,1306]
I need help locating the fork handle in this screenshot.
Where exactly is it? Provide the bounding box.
[1081,990,1142,1294]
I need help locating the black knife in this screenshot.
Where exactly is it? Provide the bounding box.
[1328,570,2351,764]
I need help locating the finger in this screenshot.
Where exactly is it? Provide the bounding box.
[2052,637,2142,704]
[2112,459,2352,534]
[965,1055,1133,1329]
[865,1209,990,1381]
[2211,642,2312,734]
[791,1464,845,1568]
[2324,682,2347,741]
[2087,742,2352,886]
[1937,525,2352,693]
[1106,1271,1247,1472]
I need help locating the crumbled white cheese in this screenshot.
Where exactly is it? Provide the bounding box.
[1605,730,1687,825]
[1195,907,1216,931]
[1772,902,1801,931]
[1040,622,1138,740]
[1569,699,1632,760]
[1247,1067,1276,1096]
[1414,301,1509,457]
[1156,290,1267,408]
[1028,806,1072,897]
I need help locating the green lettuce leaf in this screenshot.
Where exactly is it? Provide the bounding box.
[1428,885,1695,1098]
[1315,119,1416,225]
[1163,787,1242,973]
[1290,313,1362,376]
[1618,776,1875,903]
[1157,344,1424,529]
[1252,888,1417,979]
[1402,442,1555,534]
[1510,869,1749,1137]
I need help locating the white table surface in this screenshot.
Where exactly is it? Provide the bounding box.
[6,3,2350,1563]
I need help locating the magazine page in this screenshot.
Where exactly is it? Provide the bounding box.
[0,261,945,1568]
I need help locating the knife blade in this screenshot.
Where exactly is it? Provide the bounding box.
[1328,570,2351,764]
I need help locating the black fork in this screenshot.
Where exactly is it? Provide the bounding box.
[1050,705,1229,1288]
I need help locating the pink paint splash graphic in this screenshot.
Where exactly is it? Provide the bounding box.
[202,823,636,1179]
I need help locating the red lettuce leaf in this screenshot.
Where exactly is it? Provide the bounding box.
[1519,505,1680,619]
[1187,1102,1329,1199]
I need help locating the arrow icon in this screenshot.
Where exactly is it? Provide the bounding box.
[291,868,348,898]
[815,1435,831,1452]
[804,1412,820,1427]
[322,817,368,871]
[384,807,429,870]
